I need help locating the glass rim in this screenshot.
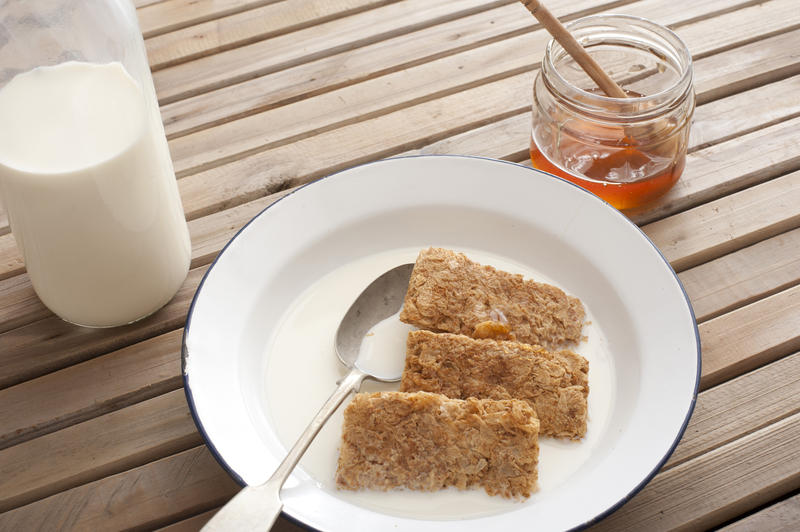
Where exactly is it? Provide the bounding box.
[542,14,694,117]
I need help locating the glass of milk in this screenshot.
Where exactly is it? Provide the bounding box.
[0,0,191,327]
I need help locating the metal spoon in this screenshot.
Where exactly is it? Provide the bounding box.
[202,263,415,531]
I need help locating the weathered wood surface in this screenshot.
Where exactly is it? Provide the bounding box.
[1,0,799,530]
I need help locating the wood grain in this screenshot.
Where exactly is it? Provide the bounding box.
[134,0,167,9]
[0,446,239,531]
[152,0,512,104]
[155,509,218,532]
[401,25,800,163]
[719,492,800,531]
[145,0,398,69]
[156,509,306,532]
[0,330,182,448]
[700,284,800,389]
[588,412,800,530]
[0,273,47,334]
[695,27,800,105]
[173,73,531,218]
[138,0,298,38]
[153,0,767,111]
[166,6,800,220]
[689,73,800,150]
[666,351,800,468]
[674,0,800,62]
[631,116,800,225]
[680,228,800,322]
[164,0,771,177]
[158,0,628,138]
[0,267,205,390]
[0,389,201,512]
[644,168,800,272]
[0,235,23,282]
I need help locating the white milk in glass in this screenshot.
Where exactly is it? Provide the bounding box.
[0,61,191,327]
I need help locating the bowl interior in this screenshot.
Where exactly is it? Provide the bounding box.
[183,155,699,531]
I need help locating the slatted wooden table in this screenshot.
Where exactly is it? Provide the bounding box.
[2,0,800,530]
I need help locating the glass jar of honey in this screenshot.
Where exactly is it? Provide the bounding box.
[530,15,694,211]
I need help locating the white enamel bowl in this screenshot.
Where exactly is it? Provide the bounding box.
[183,155,700,531]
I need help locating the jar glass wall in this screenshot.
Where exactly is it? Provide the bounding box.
[530,15,695,211]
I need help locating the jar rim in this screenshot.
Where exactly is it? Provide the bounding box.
[542,14,693,117]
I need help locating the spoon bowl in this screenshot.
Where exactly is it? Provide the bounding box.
[337,262,414,381]
[202,262,415,531]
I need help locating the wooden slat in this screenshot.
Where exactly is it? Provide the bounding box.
[164,5,800,219]
[588,412,800,530]
[156,509,305,532]
[694,28,800,105]
[398,59,800,163]
[675,0,800,62]
[0,330,182,448]
[164,0,774,176]
[666,351,800,469]
[154,0,794,109]
[0,446,239,531]
[152,0,512,104]
[185,189,293,269]
[680,228,800,323]
[145,0,398,69]
[138,0,282,38]
[134,0,166,8]
[0,266,205,390]
[166,45,534,176]
[632,116,800,225]
[174,88,800,224]
[719,492,800,531]
[159,0,628,138]
[643,168,800,272]
[700,284,800,389]
[159,0,791,142]
[175,72,530,217]
[403,25,800,163]
[155,510,217,532]
[0,236,23,281]
[689,73,800,151]
[0,273,47,334]
[0,390,201,512]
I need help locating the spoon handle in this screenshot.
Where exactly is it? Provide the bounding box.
[202,366,368,531]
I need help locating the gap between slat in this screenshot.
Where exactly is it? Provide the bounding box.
[139,0,290,39]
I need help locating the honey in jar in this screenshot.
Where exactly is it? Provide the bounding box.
[530,15,694,211]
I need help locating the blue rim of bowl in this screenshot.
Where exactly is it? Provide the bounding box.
[181,154,701,531]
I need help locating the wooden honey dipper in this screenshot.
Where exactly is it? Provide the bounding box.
[520,0,628,98]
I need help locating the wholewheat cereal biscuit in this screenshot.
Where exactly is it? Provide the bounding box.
[336,391,539,499]
[401,330,588,439]
[399,248,586,349]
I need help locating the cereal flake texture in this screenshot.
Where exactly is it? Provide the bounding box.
[399,248,585,349]
[402,330,588,439]
[336,391,539,499]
